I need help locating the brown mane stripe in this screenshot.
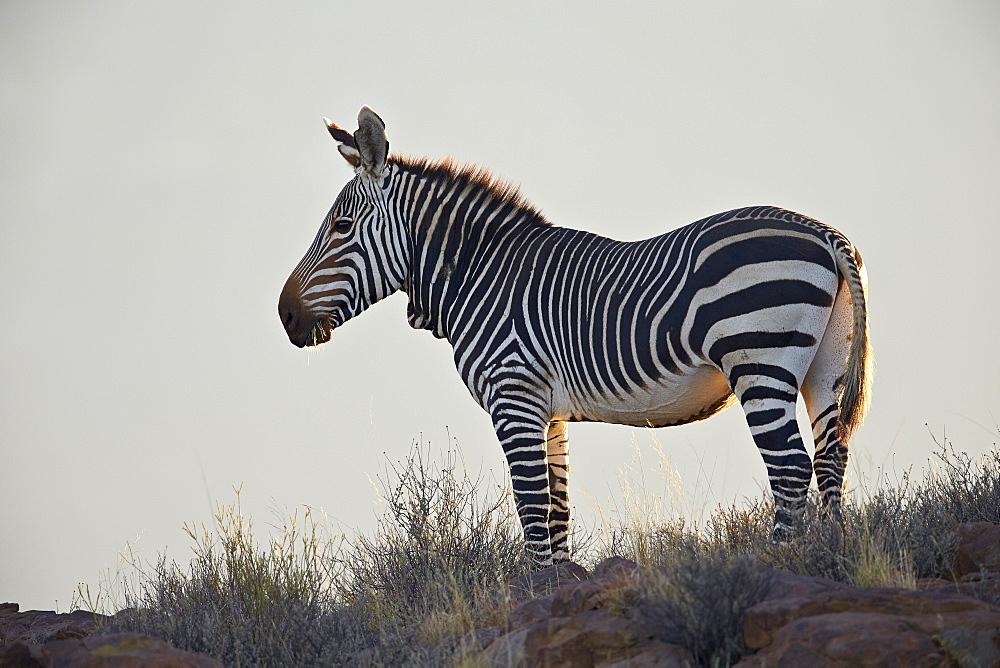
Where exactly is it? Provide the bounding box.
[390,154,551,227]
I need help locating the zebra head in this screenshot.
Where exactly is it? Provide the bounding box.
[279,107,408,348]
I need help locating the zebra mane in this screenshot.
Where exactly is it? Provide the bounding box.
[391,154,552,227]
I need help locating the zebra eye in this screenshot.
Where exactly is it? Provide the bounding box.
[333,219,353,233]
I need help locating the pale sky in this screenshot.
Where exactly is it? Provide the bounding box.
[2,2,998,611]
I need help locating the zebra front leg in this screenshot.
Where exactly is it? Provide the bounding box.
[491,408,554,568]
[546,420,571,564]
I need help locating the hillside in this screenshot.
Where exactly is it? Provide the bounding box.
[3,444,998,666]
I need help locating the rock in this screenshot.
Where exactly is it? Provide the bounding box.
[0,641,40,666]
[506,561,590,602]
[459,625,504,652]
[0,607,110,645]
[741,609,1000,667]
[759,567,855,602]
[482,609,693,667]
[593,556,640,580]
[745,585,995,647]
[549,559,638,618]
[0,604,221,667]
[0,632,222,667]
[481,558,692,666]
[482,558,692,666]
[481,625,532,666]
[741,612,950,666]
[953,522,1000,578]
[507,594,555,630]
[597,642,694,668]
[550,578,614,618]
[743,580,1000,667]
[920,572,1000,607]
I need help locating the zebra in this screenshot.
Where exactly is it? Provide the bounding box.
[278,106,873,567]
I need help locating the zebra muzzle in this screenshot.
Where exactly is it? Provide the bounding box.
[278,281,333,348]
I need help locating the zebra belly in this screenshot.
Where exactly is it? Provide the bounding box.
[557,365,738,428]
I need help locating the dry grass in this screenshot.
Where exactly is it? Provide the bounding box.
[335,445,528,652]
[581,434,999,664]
[79,443,526,665]
[625,545,772,666]
[76,432,999,666]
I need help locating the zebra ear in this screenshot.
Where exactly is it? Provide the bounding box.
[353,106,389,179]
[324,117,362,169]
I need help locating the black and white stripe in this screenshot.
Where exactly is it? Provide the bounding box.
[279,107,873,566]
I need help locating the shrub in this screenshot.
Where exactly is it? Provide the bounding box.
[337,444,528,647]
[841,436,1000,581]
[598,438,1000,589]
[88,442,527,665]
[631,545,772,666]
[109,489,365,665]
[593,439,1000,665]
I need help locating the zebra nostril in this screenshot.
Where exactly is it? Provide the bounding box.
[277,288,301,334]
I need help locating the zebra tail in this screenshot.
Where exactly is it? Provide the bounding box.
[835,241,873,443]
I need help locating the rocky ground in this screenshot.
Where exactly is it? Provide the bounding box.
[0,604,219,666]
[3,522,999,666]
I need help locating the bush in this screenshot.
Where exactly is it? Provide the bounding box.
[631,545,773,666]
[337,445,528,647]
[840,436,1000,582]
[108,489,365,665]
[600,437,1000,589]
[593,439,999,666]
[89,443,527,665]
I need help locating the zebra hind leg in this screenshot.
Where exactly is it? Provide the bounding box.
[809,403,848,525]
[801,274,857,528]
[490,407,554,568]
[734,379,813,540]
[545,421,571,563]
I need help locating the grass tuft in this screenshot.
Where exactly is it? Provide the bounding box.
[108,487,362,665]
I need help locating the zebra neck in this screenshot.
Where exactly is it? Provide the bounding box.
[396,165,549,340]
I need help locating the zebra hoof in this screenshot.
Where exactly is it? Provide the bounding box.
[771,522,798,544]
